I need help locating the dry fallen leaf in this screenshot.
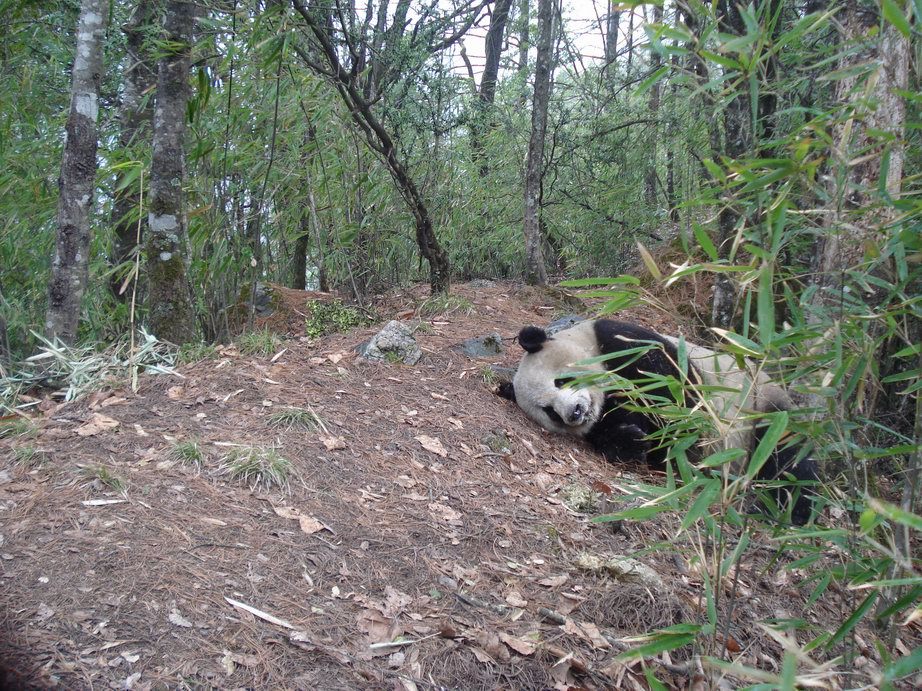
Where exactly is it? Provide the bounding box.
[505,591,528,608]
[382,586,412,618]
[428,502,462,522]
[576,621,610,650]
[321,435,347,451]
[298,515,325,535]
[76,413,120,437]
[168,609,193,628]
[356,608,392,644]
[473,630,510,662]
[415,435,447,457]
[538,574,568,588]
[499,631,537,656]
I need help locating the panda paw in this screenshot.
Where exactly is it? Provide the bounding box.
[614,423,649,445]
[603,424,651,463]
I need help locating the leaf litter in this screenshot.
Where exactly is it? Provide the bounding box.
[0,280,914,689]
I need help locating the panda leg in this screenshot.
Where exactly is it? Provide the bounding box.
[759,445,819,525]
[588,407,659,466]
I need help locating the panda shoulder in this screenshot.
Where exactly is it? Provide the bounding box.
[592,319,670,351]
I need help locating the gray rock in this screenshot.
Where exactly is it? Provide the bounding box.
[546,314,584,335]
[359,320,422,365]
[453,333,503,358]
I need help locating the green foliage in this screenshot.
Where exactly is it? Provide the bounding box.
[219,445,291,491]
[1,329,177,407]
[303,300,370,339]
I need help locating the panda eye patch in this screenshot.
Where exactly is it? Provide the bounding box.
[553,377,572,389]
[542,406,565,426]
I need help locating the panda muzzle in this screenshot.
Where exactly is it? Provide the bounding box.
[569,404,586,424]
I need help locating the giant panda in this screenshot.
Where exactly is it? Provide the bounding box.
[497,319,818,524]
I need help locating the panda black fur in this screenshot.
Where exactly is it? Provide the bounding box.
[498,319,818,524]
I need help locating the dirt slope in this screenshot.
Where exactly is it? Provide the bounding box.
[0,281,911,689]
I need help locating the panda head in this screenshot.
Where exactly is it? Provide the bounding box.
[505,323,605,438]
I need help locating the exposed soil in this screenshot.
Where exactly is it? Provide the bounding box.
[0,281,918,690]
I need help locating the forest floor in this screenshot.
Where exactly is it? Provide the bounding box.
[0,280,917,690]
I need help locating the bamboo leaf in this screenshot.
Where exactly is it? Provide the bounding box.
[867,498,922,532]
[881,0,912,37]
[636,241,662,280]
[757,263,775,347]
[693,223,719,261]
[826,592,878,649]
[747,412,789,479]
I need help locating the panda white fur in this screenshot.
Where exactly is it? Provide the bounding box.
[497,319,818,524]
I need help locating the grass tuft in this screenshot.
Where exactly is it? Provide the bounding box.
[177,341,219,364]
[80,465,126,492]
[11,445,50,468]
[171,440,207,468]
[236,328,282,357]
[418,293,473,317]
[267,407,323,431]
[220,446,291,491]
[0,416,37,439]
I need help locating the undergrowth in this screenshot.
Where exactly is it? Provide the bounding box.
[304,300,371,339]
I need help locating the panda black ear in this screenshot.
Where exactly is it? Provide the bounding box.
[518,326,548,354]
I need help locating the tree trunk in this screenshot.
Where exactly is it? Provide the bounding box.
[292,0,451,295]
[145,0,197,344]
[603,7,619,75]
[44,0,106,344]
[516,0,529,103]
[0,282,9,365]
[643,4,663,209]
[109,0,157,301]
[471,0,513,173]
[709,0,751,329]
[625,10,634,74]
[522,0,555,286]
[479,0,513,109]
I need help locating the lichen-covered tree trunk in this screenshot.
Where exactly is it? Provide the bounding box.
[145,0,197,344]
[109,0,157,300]
[710,0,751,330]
[44,0,106,344]
[813,2,908,308]
[522,0,555,286]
